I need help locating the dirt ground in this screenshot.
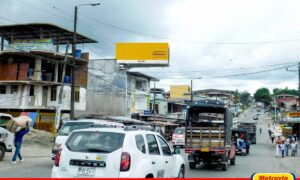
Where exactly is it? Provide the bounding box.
[23,128,55,148]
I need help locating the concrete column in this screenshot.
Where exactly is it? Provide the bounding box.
[34,59,42,80]
[54,62,58,83]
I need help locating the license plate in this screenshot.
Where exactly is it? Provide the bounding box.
[200,147,209,152]
[78,167,96,176]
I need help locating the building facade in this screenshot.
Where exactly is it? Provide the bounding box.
[0,23,96,133]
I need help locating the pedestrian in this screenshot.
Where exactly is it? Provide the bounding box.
[275,136,282,157]
[281,140,286,158]
[271,133,275,144]
[291,140,297,157]
[293,134,298,142]
[11,122,30,164]
[259,127,262,134]
[285,137,290,156]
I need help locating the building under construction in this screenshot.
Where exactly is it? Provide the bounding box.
[0,23,97,133]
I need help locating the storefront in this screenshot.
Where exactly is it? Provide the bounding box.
[283,112,300,139]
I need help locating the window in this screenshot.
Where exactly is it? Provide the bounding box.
[157,136,172,156]
[11,85,18,94]
[135,135,146,154]
[29,85,34,96]
[136,80,147,91]
[75,87,80,102]
[50,86,57,101]
[66,131,125,153]
[0,85,6,94]
[146,134,160,155]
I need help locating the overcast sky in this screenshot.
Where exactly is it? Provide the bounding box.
[1,0,300,94]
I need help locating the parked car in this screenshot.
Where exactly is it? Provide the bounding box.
[253,116,258,120]
[0,113,14,161]
[51,119,124,160]
[51,127,185,178]
[172,127,185,148]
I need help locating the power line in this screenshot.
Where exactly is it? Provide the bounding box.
[79,12,300,45]
[15,0,73,23]
[142,60,300,74]
[25,1,300,46]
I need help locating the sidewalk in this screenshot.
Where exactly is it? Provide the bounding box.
[0,145,51,167]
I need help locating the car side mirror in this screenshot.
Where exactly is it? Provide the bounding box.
[173,147,180,154]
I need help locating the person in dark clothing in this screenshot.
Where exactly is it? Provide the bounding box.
[11,122,30,164]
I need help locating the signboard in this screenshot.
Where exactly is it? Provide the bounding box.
[116,43,169,67]
[10,38,54,52]
[286,112,300,123]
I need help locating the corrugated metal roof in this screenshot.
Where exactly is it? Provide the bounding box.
[0,23,97,44]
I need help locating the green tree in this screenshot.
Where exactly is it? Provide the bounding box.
[233,90,240,104]
[240,91,251,105]
[272,87,299,96]
[254,88,272,105]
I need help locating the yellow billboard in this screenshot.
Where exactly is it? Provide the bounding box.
[116,43,169,67]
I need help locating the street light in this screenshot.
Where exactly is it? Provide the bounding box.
[71,2,100,119]
[191,77,202,102]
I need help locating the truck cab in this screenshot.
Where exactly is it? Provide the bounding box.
[0,113,14,161]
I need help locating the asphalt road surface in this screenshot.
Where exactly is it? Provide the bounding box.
[0,107,298,177]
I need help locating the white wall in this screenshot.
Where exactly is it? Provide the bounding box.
[0,84,86,111]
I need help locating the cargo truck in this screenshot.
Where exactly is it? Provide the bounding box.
[238,122,256,144]
[185,100,236,171]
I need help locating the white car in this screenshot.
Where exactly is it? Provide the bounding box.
[52,119,124,160]
[51,127,185,178]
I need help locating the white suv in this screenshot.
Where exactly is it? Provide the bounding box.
[51,127,185,178]
[52,119,124,160]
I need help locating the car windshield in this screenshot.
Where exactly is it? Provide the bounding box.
[174,128,185,134]
[66,131,125,153]
[58,122,94,136]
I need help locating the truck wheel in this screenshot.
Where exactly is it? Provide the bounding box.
[230,157,236,165]
[0,146,5,161]
[221,163,228,171]
[189,162,196,169]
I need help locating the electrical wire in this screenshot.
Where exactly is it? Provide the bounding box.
[26,1,300,46]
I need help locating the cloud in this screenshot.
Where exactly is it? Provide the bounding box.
[1,0,300,94]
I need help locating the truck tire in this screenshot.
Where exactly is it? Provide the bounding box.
[230,157,236,165]
[189,162,196,169]
[221,162,228,171]
[0,146,5,161]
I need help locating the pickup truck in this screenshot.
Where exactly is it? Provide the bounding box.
[185,100,236,171]
[0,113,14,161]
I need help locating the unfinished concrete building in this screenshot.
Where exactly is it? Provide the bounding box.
[0,23,97,133]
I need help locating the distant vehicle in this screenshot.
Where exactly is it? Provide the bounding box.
[185,100,236,171]
[0,113,14,161]
[232,128,250,155]
[51,127,185,178]
[51,119,124,160]
[172,127,185,148]
[238,122,257,144]
[253,116,258,120]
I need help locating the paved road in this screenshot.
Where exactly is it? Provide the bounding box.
[0,107,299,177]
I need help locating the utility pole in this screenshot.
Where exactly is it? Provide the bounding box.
[71,3,100,119]
[71,6,78,119]
[55,44,69,131]
[153,83,156,121]
[298,62,300,98]
[191,80,193,102]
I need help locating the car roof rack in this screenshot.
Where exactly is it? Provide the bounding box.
[124,125,154,131]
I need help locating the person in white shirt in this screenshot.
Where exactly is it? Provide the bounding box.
[291,140,297,157]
